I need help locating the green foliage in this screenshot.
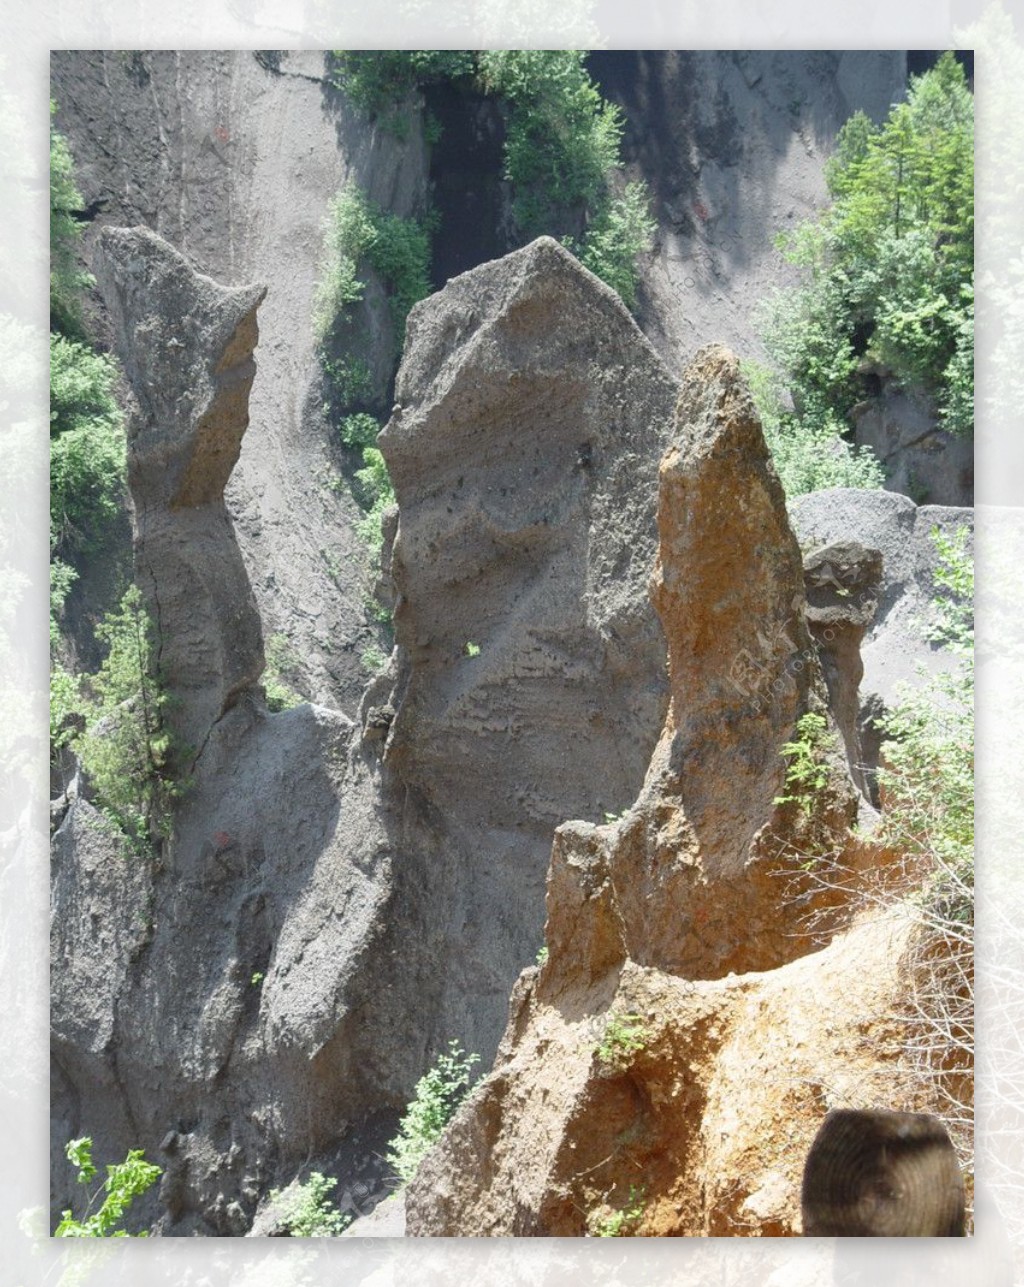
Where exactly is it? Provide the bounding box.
[877,527,973,914]
[338,411,381,451]
[269,1171,350,1237]
[50,100,92,333]
[589,1184,646,1237]
[595,1012,648,1069]
[764,53,974,444]
[313,184,433,344]
[50,332,126,554]
[321,352,372,411]
[575,182,657,310]
[263,632,303,712]
[875,527,973,1162]
[54,1136,161,1237]
[328,51,476,117]
[463,640,481,658]
[535,944,549,966]
[73,586,182,848]
[775,712,831,817]
[742,359,885,496]
[479,50,623,234]
[312,186,377,338]
[360,642,389,675]
[386,1039,480,1185]
[325,51,653,314]
[50,558,77,648]
[354,443,396,555]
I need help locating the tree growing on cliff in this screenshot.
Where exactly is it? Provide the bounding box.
[760,51,974,453]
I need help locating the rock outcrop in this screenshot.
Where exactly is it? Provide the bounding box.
[801,540,883,799]
[51,235,680,1233]
[93,227,267,758]
[790,489,973,798]
[405,348,896,1238]
[52,232,397,1234]
[358,236,678,1075]
[850,383,974,507]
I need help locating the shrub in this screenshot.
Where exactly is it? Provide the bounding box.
[742,359,885,496]
[313,184,433,344]
[50,333,126,554]
[50,101,92,333]
[263,632,303,712]
[762,53,974,441]
[588,1184,646,1237]
[875,527,974,1167]
[479,50,624,235]
[775,712,832,818]
[268,1171,350,1237]
[73,586,183,848]
[386,1039,480,1184]
[338,411,381,451]
[576,181,657,310]
[595,1012,648,1069]
[328,51,476,117]
[54,1137,161,1237]
[353,443,395,555]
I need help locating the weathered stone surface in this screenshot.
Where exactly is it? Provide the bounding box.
[50,237,681,1234]
[790,489,973,799]
[802,540,883,798]
[544,346,857,990]
[850,383,973,507]
[365,236,678,1067]
[381,236,675,834]
[406,348,876,1237]
[93,227,267,758]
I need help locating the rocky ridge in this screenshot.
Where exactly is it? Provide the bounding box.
[403,349,940,1237]
[52,233,680,1233]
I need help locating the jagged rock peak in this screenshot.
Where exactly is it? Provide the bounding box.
[93,225,267,754]
[540,346,857,989]
[93,225,267,508]
[404,353,890,1240]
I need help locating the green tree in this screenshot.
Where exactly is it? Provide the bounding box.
[327,50,476,118]
[49,332,126,554]
[54,1137,161,1237]
[74,586,182,848]
[763,52,974,446]
[50,100,92,334]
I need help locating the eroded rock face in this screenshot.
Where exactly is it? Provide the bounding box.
[93,226,267,757]
[51,235,682,1234]
[790,489,973,799]
[850,383,973,507]
[381,236,675,835]
[802,540,883,798]
[406,348,872,1237]
[52,234,397,1234]
[362,236,678,1067]
[544,347,856,990]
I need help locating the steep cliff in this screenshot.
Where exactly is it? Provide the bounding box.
[51,233,679,1233]
[402,350,944,1237]
[48,50,971,1238]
